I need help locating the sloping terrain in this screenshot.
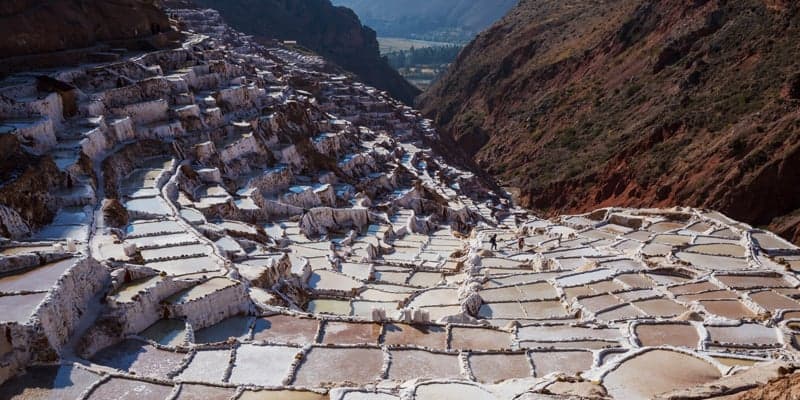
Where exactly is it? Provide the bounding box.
[419,0,800,243]
[333,0,518,42]
[0,0,180,76]
[190,0,421,104]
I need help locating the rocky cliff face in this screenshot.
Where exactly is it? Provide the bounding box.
[0,0,171,57]
[189,0,421,104]
[419,0,800,243]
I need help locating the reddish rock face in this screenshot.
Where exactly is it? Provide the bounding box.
[419,0,800,243]
[0,0,171,58]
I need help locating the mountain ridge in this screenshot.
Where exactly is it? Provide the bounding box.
[333,0,517,42]
[419,0,800,243]
[191,0,421,104]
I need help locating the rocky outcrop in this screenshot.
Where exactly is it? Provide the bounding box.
[188,0,421,104]
[0,0,177,75]
[419,0,800,244]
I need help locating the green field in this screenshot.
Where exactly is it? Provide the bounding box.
[378,37,457,54]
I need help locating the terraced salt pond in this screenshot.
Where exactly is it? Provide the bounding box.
[0,257,75,293]
[3,5,800,398]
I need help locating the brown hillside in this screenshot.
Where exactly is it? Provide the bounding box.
[418,0,800,243]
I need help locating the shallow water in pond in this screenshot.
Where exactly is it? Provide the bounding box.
[469,353,531,383]
[252,315,319,344]
[699,300,757,319]
[0,257,74,293]
[308,270,362,292]
[91,340,186,379]
[168,278,237,304]
[713,356,762,367]
[127,233,197,248]
[651,234,692,246]
[147,255,221,276]
[113,275,164,303]
[521,340,620,350]
[414,382,495,400]
[382,323,446,349]
[0,292,47,323]
[306,299,351,315]
[126,220,184,237]
[647,221,685,233]
[408,271,442,287]
[292,347,383,387]
[387,349,460,381]
[418,305,461,320]
[674,252,748,270]
[229,344,300,386]
[358,288,408,302]
[87,378,174,400]
[322,321,380,345]
[667,281,721,295]
[193,315,251,343]
[753,232,793,250]
[602,349,721,400]
[141,243,211,261]
[716,275,790,289]
[521,300,569,319]
[339,262,372,281]
[351,300,398,317]
[408,288,458,307]
[0,365,101,399]
[517,325,621,341]
[684,243,745,257]
[450,327,512,350]
[177,349,230,382]
[125,197,171,216]
[530,350,593,377]
[139,319,187,347]
[478,302,526,319]
[635,324,699,348]
[706,323,779,345]
[632,298,688,317]
[176,384,236,400]
[0,245,53,256]
[238,390,328,400]
[596,304,645,321]
[749,290,800,311]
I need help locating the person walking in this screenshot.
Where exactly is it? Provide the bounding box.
[490,234,498,251]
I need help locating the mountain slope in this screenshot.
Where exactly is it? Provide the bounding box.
[333,0,517,42]
[418,0,800,243]
[192,0,420,104]
[0,0,171,58]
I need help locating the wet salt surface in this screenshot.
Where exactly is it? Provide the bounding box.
[176,384,236,400]
[140,319,187,347]
[387,349,461,381]
[229,345,300,386]
[0,292,47,323]
[292,347,384,387]
[193,315,251,343]
[87,377,174,400]
[469,353,532,383]
[0,365,101,399]
[91,340,186,379]
[0,257,74,293]
[177,349,231,382]
[603,350,721,400]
